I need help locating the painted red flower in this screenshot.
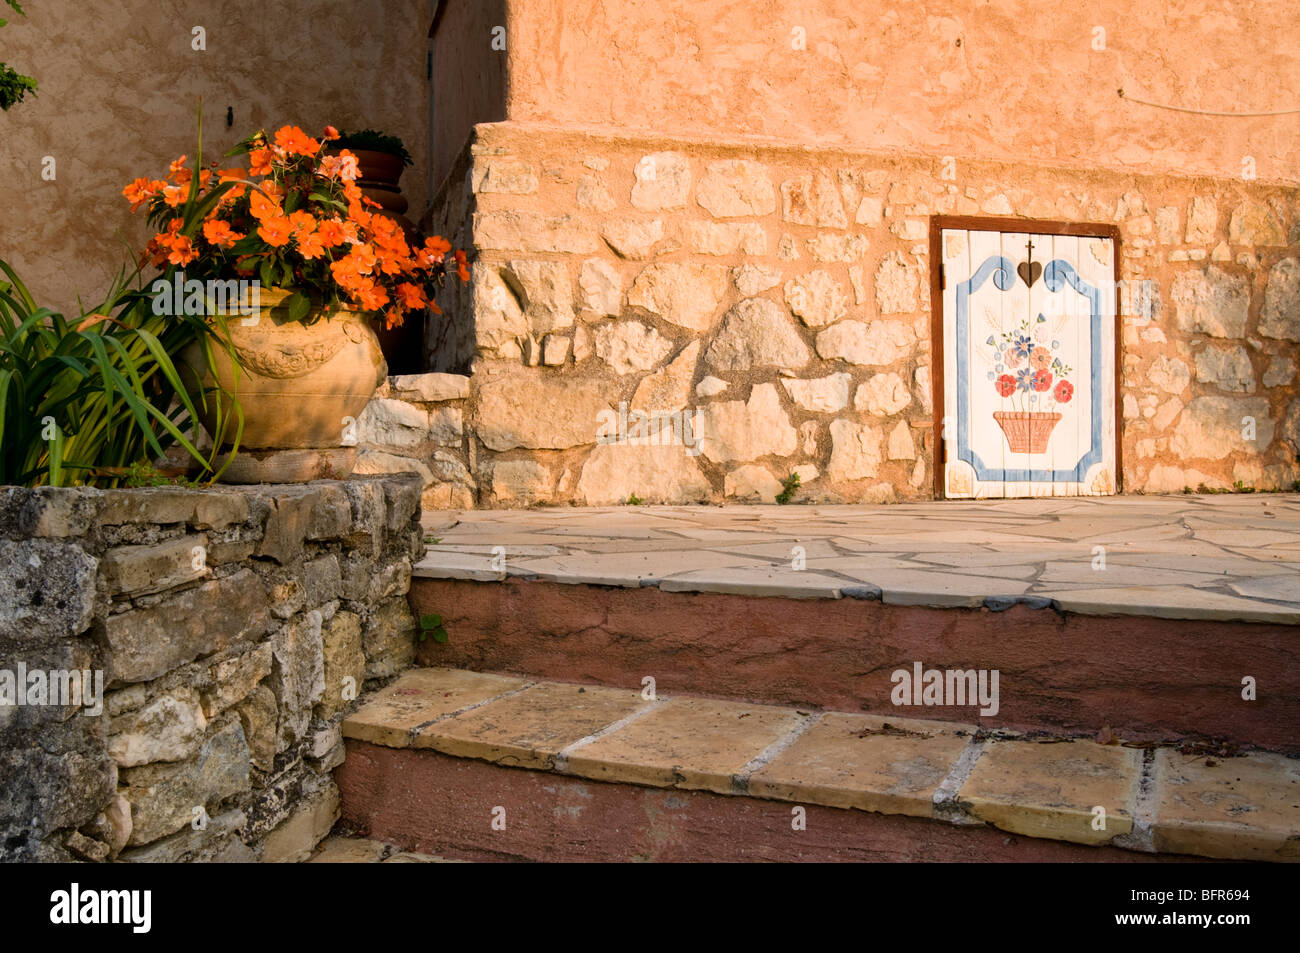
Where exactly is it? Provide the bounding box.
[995,374,1017,397]
[1032,369,1053,392]
[1054,380,1073,403]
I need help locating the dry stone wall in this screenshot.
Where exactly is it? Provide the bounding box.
[0,476,423,862]
[371,122,1300,507]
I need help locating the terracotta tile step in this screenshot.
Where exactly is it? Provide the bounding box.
[342,667,1300,862]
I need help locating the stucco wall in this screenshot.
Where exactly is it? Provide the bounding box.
[501,0,1300,186]
[0,0,430,315]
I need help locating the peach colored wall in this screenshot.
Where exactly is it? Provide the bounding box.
[430,0,508,189]
[0,0,430,314]
[502,0,1300,186]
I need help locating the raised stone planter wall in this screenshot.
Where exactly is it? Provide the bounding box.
[387,120,1300,507]
[0,476,423,862]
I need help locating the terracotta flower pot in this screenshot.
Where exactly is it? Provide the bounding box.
[360,183,408,214]
[349,148,406,188]
[180,289,386,456]
[993,411,1061,454]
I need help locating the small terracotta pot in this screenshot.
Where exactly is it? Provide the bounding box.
[349,148,406,187]
[360,183,408,214]
[993,411,1061,454]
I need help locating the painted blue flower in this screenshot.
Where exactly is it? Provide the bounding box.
[1011,333,1035,360]
[1015,367,1035,392]
[995,363,1004,373]
[986,336,996,346]
[987,371,995,380]
[1051,340,1060,349]
[1036,313,1047,323]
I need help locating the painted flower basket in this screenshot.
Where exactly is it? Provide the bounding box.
[992,411,1062,454]
[988,315,1074,454]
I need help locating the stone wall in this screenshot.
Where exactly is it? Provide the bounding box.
[0,476,423,862]
[392,120,1300,506]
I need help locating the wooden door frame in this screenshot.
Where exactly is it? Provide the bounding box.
[927,215,1124,500]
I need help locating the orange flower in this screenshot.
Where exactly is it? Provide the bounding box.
[257,214,293,247]
[346,243,377,275]
[167,155,191,185]
[454,249,470,282]
[382,306,405,330]
[319,150,360,182]
[323,125,341,141]
[288,210,317,235]
[202,219,244,249]
[167,236,197,266]
[413,235,450,269]
[162,184,186,207]
[248,147,274,176]
[315,219,348,248]
[394,282,427,310]
[122,177,166,212]
[347,203,373,230]
[140,237,168,268]
[354,280,389,311]
[330,254,367,291]
[249,189,282,221]
[297,231,326,260]
[286,211,324,258]
[274,125,321,158]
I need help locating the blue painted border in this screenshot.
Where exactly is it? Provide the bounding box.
[955,255,1104,483]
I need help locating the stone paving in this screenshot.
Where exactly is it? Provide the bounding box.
[418,494,1300,623]
[344,668,1300,861]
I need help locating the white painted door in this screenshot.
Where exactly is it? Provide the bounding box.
[940,228,1117,498]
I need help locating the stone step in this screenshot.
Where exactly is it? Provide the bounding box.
[336,667,1299,862]
[409,500,1300,754]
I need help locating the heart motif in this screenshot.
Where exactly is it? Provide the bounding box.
[1017,260,1042,288]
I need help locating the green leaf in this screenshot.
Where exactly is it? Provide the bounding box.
[431,627,448,644]
[284,292,311,323]
[419,613,443,629]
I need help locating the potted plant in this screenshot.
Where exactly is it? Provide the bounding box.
[123,122,469,482]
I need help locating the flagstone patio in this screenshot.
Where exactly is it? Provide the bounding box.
[418,494,1300,624]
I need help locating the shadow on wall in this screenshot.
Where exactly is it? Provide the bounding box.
[417,0,510,376]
